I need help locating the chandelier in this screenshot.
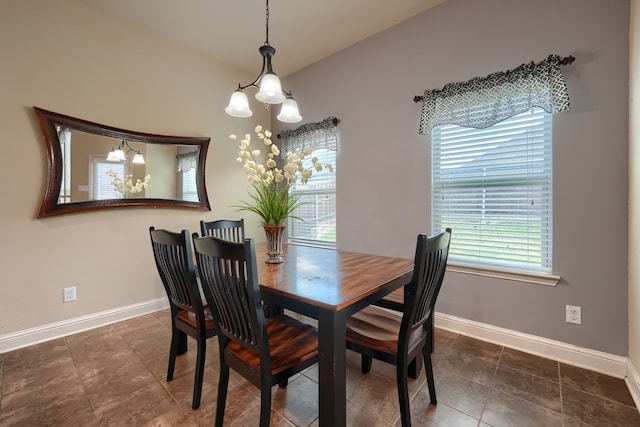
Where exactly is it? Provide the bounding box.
[106,140,145,164]
[224,0,302,123]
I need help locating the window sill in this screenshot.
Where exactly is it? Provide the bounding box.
[447,262,560,286]
[287,239,336,250]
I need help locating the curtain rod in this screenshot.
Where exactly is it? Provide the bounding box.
[412,55,575,103]
[276,117,340,139]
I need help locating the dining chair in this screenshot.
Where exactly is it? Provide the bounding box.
[199,219,245,242]
[148,227,217,410]
[345,229,451,427]
[373,237,437,377]
[192,235,319,427]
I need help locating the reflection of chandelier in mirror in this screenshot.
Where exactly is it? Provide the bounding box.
[106,140,145,164]
[225,0,302,123]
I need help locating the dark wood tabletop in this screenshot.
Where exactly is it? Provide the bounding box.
[254,242,414,427]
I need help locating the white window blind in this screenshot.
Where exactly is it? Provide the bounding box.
[181,168,198,202]
[288,148,336,247]
[93,161,125,200]
[432,107,552,273]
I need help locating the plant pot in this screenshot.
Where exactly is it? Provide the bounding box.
[264,225,285,264]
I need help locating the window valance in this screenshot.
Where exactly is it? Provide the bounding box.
[278,117,339,158]
[176,150,198,172]
[416,54,573,134]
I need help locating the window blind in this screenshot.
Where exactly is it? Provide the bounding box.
[94,162,124,200]
[432,107,552,273]
[181,168,198,202]
[288,148,336,246]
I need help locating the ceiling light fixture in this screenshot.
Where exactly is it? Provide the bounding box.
[225,0,302,123]
[106,140,145,164]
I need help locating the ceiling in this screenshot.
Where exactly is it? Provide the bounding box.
[84,0,445,77]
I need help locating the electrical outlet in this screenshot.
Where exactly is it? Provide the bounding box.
[566,305,581,324]
[63,286,77,303]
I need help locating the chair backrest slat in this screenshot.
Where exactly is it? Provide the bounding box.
[200,219,245,242]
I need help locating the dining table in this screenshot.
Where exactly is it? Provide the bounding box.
[254,242,414,427]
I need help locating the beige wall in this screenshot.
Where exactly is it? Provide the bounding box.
[630,0,640,377]
[0,0,269,336]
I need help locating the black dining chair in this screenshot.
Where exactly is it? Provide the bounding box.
[148,227,217,410]
[192,235,319,427]
[200,219,245,242]
[345,229,451,427]
[373,236,438,378]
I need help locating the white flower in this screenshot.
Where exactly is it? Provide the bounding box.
[107,171,151,198]
[230,125,335,225]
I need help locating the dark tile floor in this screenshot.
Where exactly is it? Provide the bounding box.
[1,309,639,426]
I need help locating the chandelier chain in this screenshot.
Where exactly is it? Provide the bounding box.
[265,0,270,45]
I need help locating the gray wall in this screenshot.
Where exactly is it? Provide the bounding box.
[276,0,630,355]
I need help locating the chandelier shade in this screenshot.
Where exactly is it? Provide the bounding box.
[255,72,286,104]
[225,89,253,118]
[107,140,145,164]
[106,147,126,162]
[225,0,302,123]
[277,95,303,123]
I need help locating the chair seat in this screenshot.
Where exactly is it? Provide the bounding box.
[227,314,318,375]
[177,306,216,330]
[347,305,424,355]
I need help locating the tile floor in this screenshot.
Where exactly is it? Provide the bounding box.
[1,309,639,426]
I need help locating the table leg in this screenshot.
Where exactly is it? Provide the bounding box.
[317,310,347,427]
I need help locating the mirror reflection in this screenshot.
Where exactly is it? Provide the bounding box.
[35,107,211,217]
[56,127,201,203]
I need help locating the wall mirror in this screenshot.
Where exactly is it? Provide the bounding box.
[34,107,211,217]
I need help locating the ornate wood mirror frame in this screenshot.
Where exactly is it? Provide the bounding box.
[34,107,211,217]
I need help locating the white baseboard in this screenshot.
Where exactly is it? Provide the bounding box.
[0,301,631,385]
[627,361,640,409]
[0,298,169,354]
[435,312,629,379]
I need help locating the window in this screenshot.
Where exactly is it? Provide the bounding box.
[288,147,336,247]
[279,116,339,247]
[432,107,552,273]
[177,150,199,202]
[58,127,71,204]
[180,168,198,202]
[92,159,125,200]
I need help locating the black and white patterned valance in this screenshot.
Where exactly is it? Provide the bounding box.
[278,116,339,158]
[176,150,198,172]
[417,54,572,134]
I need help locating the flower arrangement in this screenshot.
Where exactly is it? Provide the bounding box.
[231,125,334,226]
[107,170,151,198]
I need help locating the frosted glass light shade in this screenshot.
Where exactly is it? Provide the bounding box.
[225,89,253,118]
[132,153,145,164]
[277,97,302,123]
[106,149,120,162]
[255,72,285,104]
[107,148,126,162]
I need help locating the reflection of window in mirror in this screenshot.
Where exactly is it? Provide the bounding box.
[91,157,125,200]
[58,126,72,204]
[177,150,199,202]
[181,168,198,202]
